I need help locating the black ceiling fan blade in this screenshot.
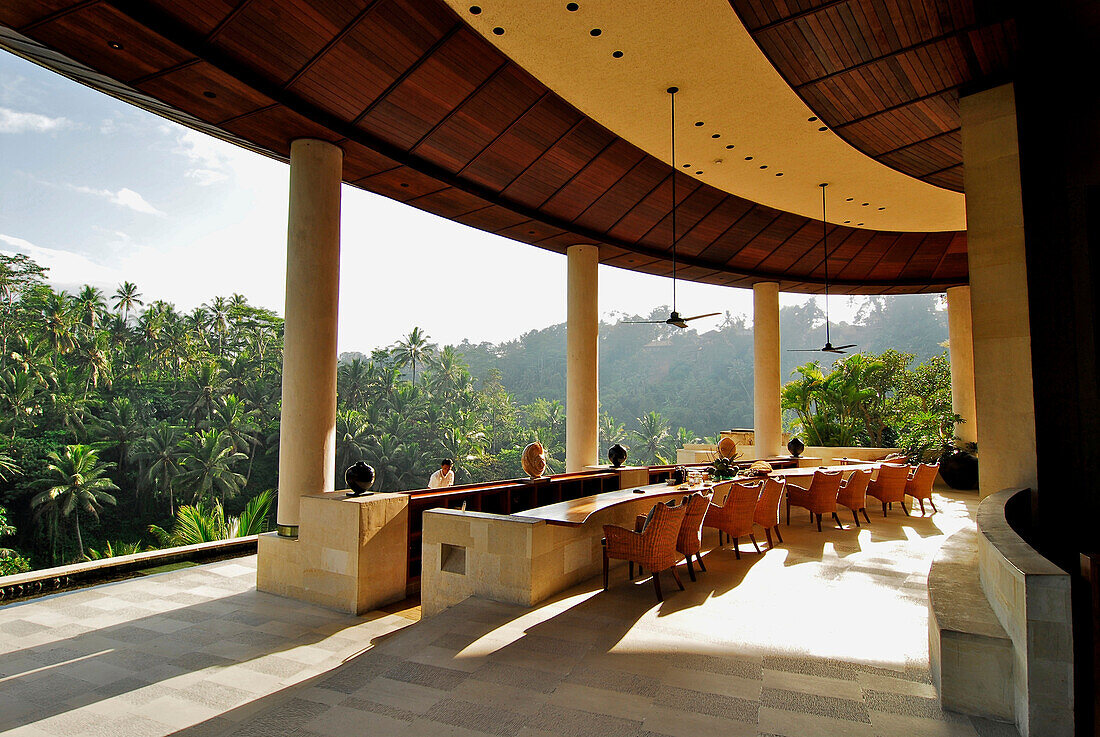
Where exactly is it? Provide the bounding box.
[787,348,825,352]
[832,343,857,350]
[623,320,666,324]
[681,312,721,322]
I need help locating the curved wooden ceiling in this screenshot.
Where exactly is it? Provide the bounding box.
[0,0,974,294]
[728,0,1018,193]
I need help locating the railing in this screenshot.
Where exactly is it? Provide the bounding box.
[646,458,797,483]
[401,470,619,589]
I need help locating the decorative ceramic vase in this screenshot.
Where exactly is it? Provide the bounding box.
[787,437,805,457]
[717,436,738,459]
[939,448,978,490]
[521,442,547,478]
[608,443,627,468]
[344,461,376,497]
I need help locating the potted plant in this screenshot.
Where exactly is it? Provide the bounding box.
[938,439,978,490]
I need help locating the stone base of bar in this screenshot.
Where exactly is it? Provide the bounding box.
[257,491,409,614]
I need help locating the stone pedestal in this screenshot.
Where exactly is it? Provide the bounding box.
[258,491,408,614]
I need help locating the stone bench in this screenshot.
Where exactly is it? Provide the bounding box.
[928,526,1015,720]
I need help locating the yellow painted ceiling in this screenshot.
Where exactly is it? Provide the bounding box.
[446,0,967,232]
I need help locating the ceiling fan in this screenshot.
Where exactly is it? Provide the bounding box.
[789,183,856,355]
[626,86,719,331]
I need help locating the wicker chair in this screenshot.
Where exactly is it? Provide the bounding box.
[837,468,872,527]
[753,477,785,549]
[676,492,713,581]
[786,470,844,531]
[905,462,939,514]
[867,463,911,516]
[603,500,687,602]
[702,481,762,559]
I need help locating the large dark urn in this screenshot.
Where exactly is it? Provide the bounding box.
[608,443,628,468]
[787,437,805,458]
[938,449,978,490]
[345,461,376,497]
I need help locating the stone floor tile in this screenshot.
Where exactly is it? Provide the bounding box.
[424,696,528,736]
[758,706,877,737]
[640,704,758,737]
[761,667,864,701]
[546,682,653,722]
[869,710,980,737]
[525,704,645,737]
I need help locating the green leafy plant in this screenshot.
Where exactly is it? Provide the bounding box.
[148,488,274,546]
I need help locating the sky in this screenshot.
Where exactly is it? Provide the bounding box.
[0,50,865,353]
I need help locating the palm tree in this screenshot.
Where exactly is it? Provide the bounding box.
[148,488,274,546]
[599,411,627,458]
[631,411,672,465]
[204,296,230,355]
[0,451,20,482]
[177,429,247,506]
[337,358,371,409]
[336,409,373,481]
[112,281,143,321]
[0,370,41,439]
[42,290,75,354]
[73,333,113,398]
[391,327,435,383]
[137,422,184,516]
[31,445,118,560]
[73,285,107,336]
[210,394,260,481]
[185,362,225,427]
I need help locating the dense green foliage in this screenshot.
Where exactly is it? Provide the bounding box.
[780,349,959,458]
[0,250,950,573]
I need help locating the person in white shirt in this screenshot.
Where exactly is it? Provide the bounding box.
[427,458,454,489]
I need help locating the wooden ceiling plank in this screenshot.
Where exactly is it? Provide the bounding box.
[18,0,101,33]
[283,0,384,89]
[351,22,459,125]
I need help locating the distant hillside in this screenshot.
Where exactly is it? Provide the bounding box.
[342,294,948,438]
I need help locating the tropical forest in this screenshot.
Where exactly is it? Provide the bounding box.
[0,252,956,574]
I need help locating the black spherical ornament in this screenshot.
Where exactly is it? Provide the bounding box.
[608,443,628,468]
[671,466,688,485]
[345,461,376,497]
[787,437,805,458]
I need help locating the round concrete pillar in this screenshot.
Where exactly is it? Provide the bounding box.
[753,281,782,458]
[276,139,343,537]
[946,286,977,446]
[566,245,599,472]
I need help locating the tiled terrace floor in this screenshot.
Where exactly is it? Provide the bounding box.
[1,488,1017,737]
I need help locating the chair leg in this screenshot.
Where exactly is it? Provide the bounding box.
[930,498,938,513]
[733,538,741,560]
[809,510,814,522]
[685,555,696,582]
[918,498,926,515]
[749,534,761,553]
[832,512,843,529]
[882,502,888,517]
[652,571,663,602]
[852,509,861,527]
[765,527,773,549]
[862,508,872,524]
[816,513,822,532]
[774,525,783,543]
[695,553,706,572]
[670,566,685,591]
[628,561,634,580]
[603,550,609,591]
[785,498,790,526]
[901,501,910,516]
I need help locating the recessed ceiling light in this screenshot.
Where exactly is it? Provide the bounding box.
[725,144,734,149]
[202,91,217,98]
[857,222,864,226]
[711,133,720,139]
[878,206,886,210]
[808,116,818,122]
[493,27,505,35]
[108,41,123,50]
[612,50,623,58]
[845,197,854,202]
[775,172,784,176]
[682,163,691,168]
[566,2,579,10]
[861,202,869,206]
[744,156,753,160]
[759,165,768,169]
[469,5,482,13]
[528,230,536,235]
[844,220,851,224]
[694,121,704,127]
[818,126,828,132]
[590,28,601,36]
[400,183,409,187]
[696,170,703,175]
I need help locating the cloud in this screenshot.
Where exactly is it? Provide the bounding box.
[0,106,73,133]
[0,233,122,288]
[67,184,165,216]
[186,168,228,186]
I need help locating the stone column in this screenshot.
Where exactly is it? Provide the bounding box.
[946,286,977,446]
[276,139,343,537]
[753,281,782,458]
[566,244,599,472]
[960,84,1036,499]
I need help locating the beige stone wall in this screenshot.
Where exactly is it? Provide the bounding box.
[421,497,687,617]
[258,491,408,614]
[977,490,1073,737]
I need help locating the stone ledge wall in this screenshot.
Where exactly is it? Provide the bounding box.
[978,489,1074,737]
